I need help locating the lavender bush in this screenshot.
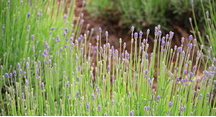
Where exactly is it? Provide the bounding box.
[1,0,216,116]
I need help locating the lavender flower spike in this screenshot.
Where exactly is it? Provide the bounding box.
[76,91,79,98]
[98,104,101,112]
[87,103,90,111]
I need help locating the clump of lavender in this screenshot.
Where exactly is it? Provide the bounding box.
[0,0,215,115]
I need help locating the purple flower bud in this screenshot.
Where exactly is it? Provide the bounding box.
[82,0,85,6]
[139,31,143,38]
[134,32,138,39]
[87,103,90,111]
[126,52,130,59]
[190,72,194,77]
[157,30,162,36]
[193,91,196,95]
[169,101,172,108]
[134,74,137,79]
[107,65,110,72]
[5,73,9,78]
[41,82,44,89]
[63,14,67,19]
[76,91,79,98]
[206,11,209,18]
[105,31,108,37]
[199,94,202,100]
[162,40,165,46]
[27,13,30,18]
[77,77,80,81]
[64,27,68,33]
[131,26,134,32]
[92,94,95,100]
[19,69,22,74]
[180,37,184,43]
[193,66,196,71]
[112,99,114,105]
[37,13,40,17]
[51,27,55,31]
[190,0,194,6]
[147,105,150,110]
[189,35,193,41]
[144,106,147,110]
[184,70,187,75]
[177,47,181,52]
[104,113,107,116]
[13,70,17,77]
[130,110,134,116]
[147,29,150,35]
[66,82,69,88]
[188,43,192,49]
[209,46,212,51]
[145,69,148,74]
[21,92,25,99]
[10,73,13,78]
[157,95,160,100]
[99,27,102,33]
[31,35,34,41]
[207,93,210,97]
[145,53,148,59]
[81,19,84,24]
[2,25,5,30]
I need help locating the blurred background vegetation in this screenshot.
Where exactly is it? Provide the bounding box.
[86,0,213,34]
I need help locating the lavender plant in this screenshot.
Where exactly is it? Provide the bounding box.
[190,0,216,94]
[0,0,77,70]
[0,0,216,116]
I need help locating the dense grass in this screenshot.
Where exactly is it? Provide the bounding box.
[0,0,216,116]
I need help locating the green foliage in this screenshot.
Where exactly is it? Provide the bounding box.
[86,0,211,32]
